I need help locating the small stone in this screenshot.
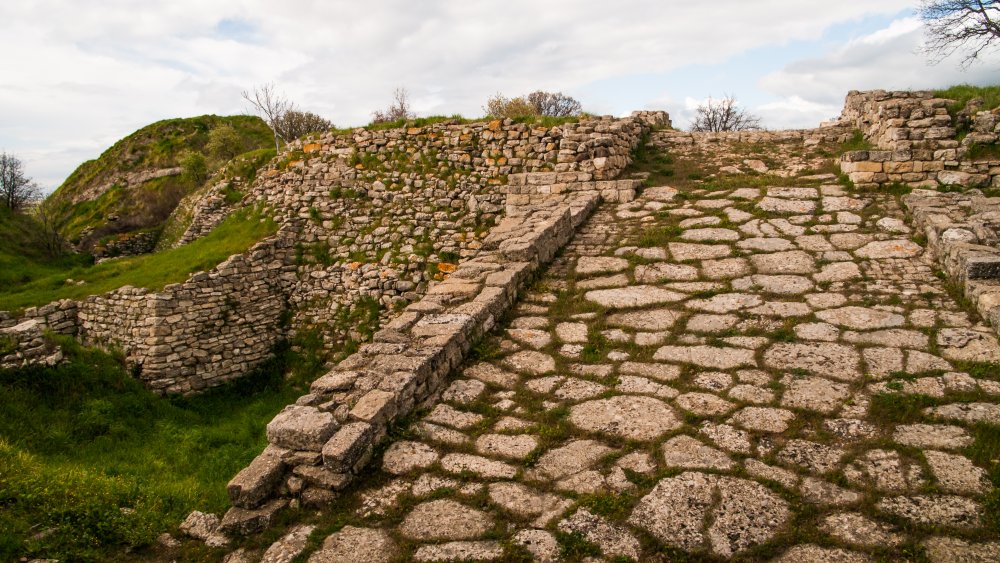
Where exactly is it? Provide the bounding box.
[729,407,796,433]
[662,435,735,470]
[893,424,973,450]
[440,453,517,479]
[764,342,861,381]
[925,402,1000,425]
[653,345,756,369]
[513,529,561,562]
[877,495,981,528]
[465,362,520,388]
[530,439,613,481]
[382,441,439,475]
[504,351,556,375]
[924,450,991,494]
[800,477,862,506]
[488,482,572,526]
[424,404,484,429]
[558,508,641,560]
[413,541,503,562]
[815,306,905,330]
[777,439,845,474]
[576,256,630,275]
[608,308,684,331]
[820,512,903,547]
[476,434,539,460]
[309,526,397,563]
[555,322,588,343]
[750,250,816,274]
[781,376,850,414]
[585,285,686,308]
[442,379,486,404]
[399,500,492,540]
[675,392,736,416]
[260,525,315,563]
[854,239,923,259]
[555,378,608,401]
[507,328,551,349]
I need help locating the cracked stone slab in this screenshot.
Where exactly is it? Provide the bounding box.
[669,242,733,261]
[892,424,973,450]
[487,482,572,526]
[923,450,991,495]
[661,435,735,470]
[750,250,816,274]
[440,453,517,479]
[876,495,982,528]
[382,441,439,475]
[558,508,641,560]
[398,500,493,541]
[575,256,630,275]
[820,512,903,547]
[529,439,614,481]
[503,350,556,375]
[475,434,539,460]
[413,541,504,561]
[729,407,796,433]
[854,239,923,259]
[628,471,789,556]
[780,376,851,414]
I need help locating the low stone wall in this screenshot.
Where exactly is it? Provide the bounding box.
[0,319,63,369]
[94,230,160,260]
[902,189,1000,334]
[221,182,605,534]
[838,90,1000,190]
[1,112,664,396]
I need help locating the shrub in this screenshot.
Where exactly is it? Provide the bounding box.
[370,87,415,124]
[690,95,762,132]
[483,93,539,119]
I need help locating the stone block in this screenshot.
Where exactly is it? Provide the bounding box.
[323,422,377,473]
[219,499,288,535]
[227,447,286,508]
[349,389,397,424]
[292,465,351,490]
[266,406,339,451]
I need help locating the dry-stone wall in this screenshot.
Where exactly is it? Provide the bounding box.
[218,111,667,532]
[838,90,1000,189]
[903,189,1000,335]
[94,230,160,260]
[1,112,663,396]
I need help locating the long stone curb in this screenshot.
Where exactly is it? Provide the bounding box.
[220,190,605,534]
[903,188,1000,333]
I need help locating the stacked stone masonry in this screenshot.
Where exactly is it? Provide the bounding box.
[903,189,1000,337]
[0,112,661,396]
[838,90,1000,190]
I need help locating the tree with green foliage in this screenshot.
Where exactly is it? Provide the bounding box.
[920,0,1000,66]
[526,90,583,117]
[0,151,40,212]
[179,150,207,184]
[274,109,334,140]
[205,124,244,161]
[483,93,539,119]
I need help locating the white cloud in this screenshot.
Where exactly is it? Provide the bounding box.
[0,1,921,191]
[760,16,1000,111]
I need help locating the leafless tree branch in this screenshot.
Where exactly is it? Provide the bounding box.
[920,0,1000,67]
[689,95,762,132]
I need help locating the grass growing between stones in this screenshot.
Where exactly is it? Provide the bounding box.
[0,205,277,313]
[0,338,312,562]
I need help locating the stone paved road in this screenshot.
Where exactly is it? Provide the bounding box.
[285,134,1000,562]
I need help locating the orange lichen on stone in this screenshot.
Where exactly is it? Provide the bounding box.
[303,143,322,153]
[437,262,457,274]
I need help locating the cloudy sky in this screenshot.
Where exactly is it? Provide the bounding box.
[1,1,998,193]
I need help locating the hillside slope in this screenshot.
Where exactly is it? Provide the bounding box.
[0,207,86,290]
[44,115,273,250]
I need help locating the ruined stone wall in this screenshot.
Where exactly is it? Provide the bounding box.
[902,189,1000,337]
[2,112,664,395]
[838,90,1000,189]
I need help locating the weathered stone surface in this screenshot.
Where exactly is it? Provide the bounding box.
[669,243,732,261]
[815,306,905,330]
[266,406,338,452]
[260,524,315,563]
[820,512,903,547]
[219,499,288,535]
[488,482,571,526]
[893,424,973,450]
[529,439,613,480]
[440,453,518,479]
[654,345,756,369]
[558,508,641,560]
[228,448,286,508]
[923,537,1000,563]
[771,545,871,562]
[382,441,439,475]
[476,433,539,460]
[923,450,991,494]
[441,379,486,404]
[585,285,686,308]
[309,526,397,563]
[576,256,630,275]
[877,495,982,528]
[503,350,556,375]
[569,396,681,440]
[854,239,922,259]
[180,511,228,547]
[750,250,816,274]
[764,342,861,380]
[424,404,484,429]
[781,377,851,414]
[729,407,796,433]
[675,392,736,416]
[661,435,734,470]
[777,439,845,474]
[413,541,504,562]
[629,472,789,556]
[925,402,1000,425]
[608,308,683,331]
[398,500,492,540]
[513,529,561,562]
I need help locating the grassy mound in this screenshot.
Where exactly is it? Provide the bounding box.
[0,206,277,313]
[45,115,273,248]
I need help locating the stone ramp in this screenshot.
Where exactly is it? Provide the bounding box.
[225,132,1000,562]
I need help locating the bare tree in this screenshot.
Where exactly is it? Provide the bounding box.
[242,83,292,151]
[371,88,415,124]
[274,110,334,140]
[33,204,69,257]
[920,0,1000,66]
[690,95,762,132]
[0,151,41,212]
[526,91,583,117]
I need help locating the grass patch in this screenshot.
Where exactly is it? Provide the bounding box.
[0,206,90,289]
[0,339,306,561]
[0,206,277,312]
[867,393,939,425]
[636,225,681,247]
[840,129,873,152]
[934,84,1000,114]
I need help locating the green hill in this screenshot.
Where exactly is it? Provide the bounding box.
[44,115,273,250]
[0,207,88,290]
